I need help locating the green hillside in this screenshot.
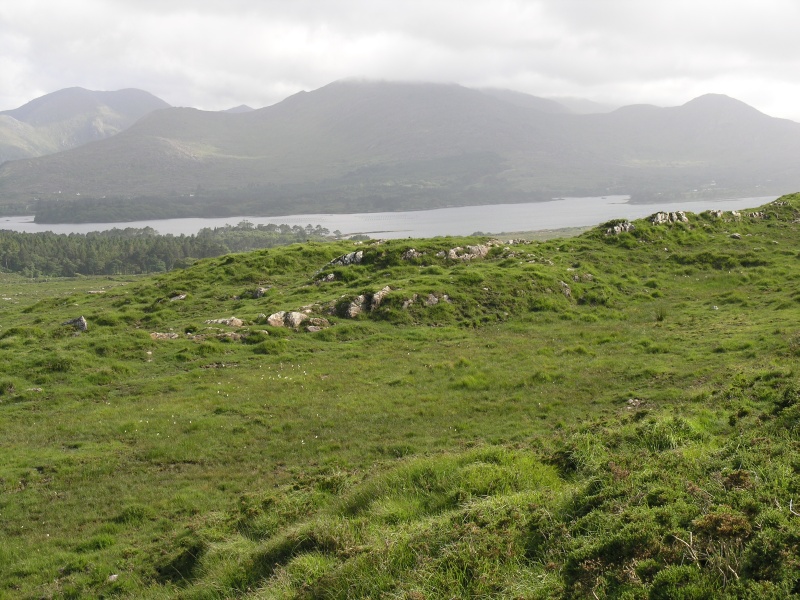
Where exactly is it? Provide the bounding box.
[1,195,799,598]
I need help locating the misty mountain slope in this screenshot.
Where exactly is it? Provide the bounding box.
[0,81,576,202]
[0,88,170,165]
[1,81,800,220]
[480,87,571,113]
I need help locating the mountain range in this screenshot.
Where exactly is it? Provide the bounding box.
[0,87,169,165]
[1,81,799,222]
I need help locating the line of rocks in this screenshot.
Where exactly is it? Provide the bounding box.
[651,211,688,225]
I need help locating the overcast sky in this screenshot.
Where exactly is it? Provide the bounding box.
[2,0,800,120]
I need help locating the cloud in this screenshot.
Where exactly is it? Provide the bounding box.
[1,0,799,121]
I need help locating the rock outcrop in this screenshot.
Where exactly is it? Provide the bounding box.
[284,312,308,328]
[150,332,179,340]
[402,249,424,260]
[204,317,243,327]
[370,286,392,310]
[62,316,88,331]
[447,245,489,260]
[267,311,310,328]
[650,211,688,225]
[329,250,363,267]
[346,295,366,318]
[606,222,635,235]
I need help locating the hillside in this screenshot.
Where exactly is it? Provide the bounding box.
[1,195,799,598]
[0,87,170,166]
[1,81,800,221]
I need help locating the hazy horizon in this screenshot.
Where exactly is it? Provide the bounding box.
[2,1,800,120]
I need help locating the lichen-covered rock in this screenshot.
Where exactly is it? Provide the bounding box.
[447,245,489,260]
[371,286,392,310]
[606,222,635,235]
[205,317,243,327]
[346,295,366,318]
[402,294,419,310]
[267,311,286,327]
[402,249,424,260]
[650,211,688,226]
[150,332,179,340]
[329,250,363,267]
[62,316,88,331]
[284,312,308,328]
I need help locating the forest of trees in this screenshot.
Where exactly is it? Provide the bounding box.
[0,221,339,277]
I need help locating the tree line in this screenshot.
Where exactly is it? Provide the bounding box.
[0,222,339,278]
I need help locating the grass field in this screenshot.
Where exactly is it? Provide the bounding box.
[1,196,799,598]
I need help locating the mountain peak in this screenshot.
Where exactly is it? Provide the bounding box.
[680,93,765,117]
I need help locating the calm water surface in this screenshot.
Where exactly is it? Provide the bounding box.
[0,196,776,238]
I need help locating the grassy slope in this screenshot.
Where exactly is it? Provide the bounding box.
[1,196,799,598]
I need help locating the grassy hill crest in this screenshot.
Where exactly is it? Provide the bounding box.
[1,195,800,598]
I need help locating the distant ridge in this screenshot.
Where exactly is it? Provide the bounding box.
[1,79,800,221]
[223,104,255,113]
[0,88,170,165]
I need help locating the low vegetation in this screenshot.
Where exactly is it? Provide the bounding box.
[1,195,800,598]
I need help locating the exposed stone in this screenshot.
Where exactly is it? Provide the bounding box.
[559,281,572,299]
[730,233,742,239]
[402,294,419,310]
[606,221,635,235]
[150,332,179,340]
[710,210,724,218]
[582,273,594,282]
[87,290,105,294]
[205,317,243,327]
[402,249,424,260]
[169,294,187,302]
[425,294,439,306]
[329,250,363,266]
[306,326,324,333]
[447,244,489,260]
[285,312,308,328]
[346,295,366,318]
[308,317,330,328]
[748,211,766,219]
[627,398,644,409]
[218,332,242,341]
[267,311,286,327]
[62,316,88,331]
[371,286,392,310]
[650,211,688,226]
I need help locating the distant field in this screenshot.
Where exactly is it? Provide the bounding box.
[1,196,799,598]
